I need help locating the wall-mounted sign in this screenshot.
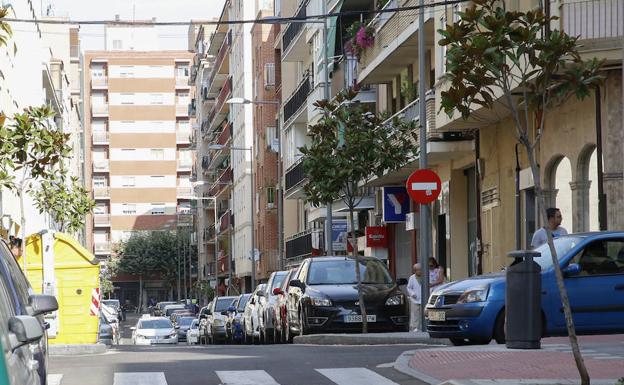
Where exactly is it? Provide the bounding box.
[383,186,410,223]
[332,219,349,252]
[365,226,387,248]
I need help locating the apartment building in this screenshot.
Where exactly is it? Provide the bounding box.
[83,37,194,301]
[0,3,85,243]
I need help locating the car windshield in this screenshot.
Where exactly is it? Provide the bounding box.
[102,300,119,308]
[139,319,172,329]
[215,297,235,312]
[308,259,393,285]
[190,320,199,329]
[532,236,583,270]
[178,317,194,326]
[270,273,287,290]
[237,295,250,312]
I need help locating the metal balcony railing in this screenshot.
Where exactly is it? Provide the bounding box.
[216,123,232,146]
[93,160,109,172]
[207,30,231,88]
[285,157,306,192]
[282,0,308,54]
[285,229,323,260]
[212,76,232,120]
[283,74,311,123]
[218,210,231,233]
[92,131,109,144]
[561,0,623,41]
[93,187,110,198]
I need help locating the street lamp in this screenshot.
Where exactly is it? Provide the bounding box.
[208,143,257,291]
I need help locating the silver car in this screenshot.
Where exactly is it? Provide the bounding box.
[131,317,178,345]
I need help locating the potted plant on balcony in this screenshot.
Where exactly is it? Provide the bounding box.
[344,21,375,61]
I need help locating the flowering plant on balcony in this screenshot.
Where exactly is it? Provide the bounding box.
[344,21,375,61]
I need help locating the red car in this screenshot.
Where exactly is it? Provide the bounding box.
[272,267,300,343]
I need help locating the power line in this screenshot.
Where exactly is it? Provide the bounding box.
[3,0,467,26]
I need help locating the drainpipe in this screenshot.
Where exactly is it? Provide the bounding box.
[595,86,607,230]
[515,144,521,250]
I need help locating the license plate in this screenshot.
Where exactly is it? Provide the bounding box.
[344,314,376,323]
[428,310,446,321]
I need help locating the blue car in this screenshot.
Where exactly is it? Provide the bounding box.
[426,232,624,345]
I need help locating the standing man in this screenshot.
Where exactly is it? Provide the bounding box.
[531,207,568,249]
[407,263,422,332]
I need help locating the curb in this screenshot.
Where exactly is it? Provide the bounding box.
[393,350,441,385]
[293,332,451,346]
[48,343,108,356]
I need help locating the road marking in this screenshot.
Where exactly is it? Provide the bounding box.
[316,368,400,385]
[216,370,280,385]
[48,374,63,385]
[113,372,168,385]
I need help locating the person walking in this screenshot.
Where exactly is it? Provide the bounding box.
[531,207,568,249]
[407,263,422,332]
[428,257,445,293]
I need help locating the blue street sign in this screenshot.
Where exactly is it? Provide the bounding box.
[383,186,410,223]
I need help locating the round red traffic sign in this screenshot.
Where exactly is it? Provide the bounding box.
[406,169,442,204]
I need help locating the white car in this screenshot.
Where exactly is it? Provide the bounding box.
[243,284,266,343]
[186,319,199,344]
[131,317,178,345]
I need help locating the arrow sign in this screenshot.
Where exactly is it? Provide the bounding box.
[406,169,442,204]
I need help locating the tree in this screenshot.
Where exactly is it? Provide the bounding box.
[0,106,73,268]
[300,90,416,332]
[438,1,603,382]
[31,172,95,234]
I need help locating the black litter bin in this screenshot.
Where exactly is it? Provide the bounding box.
[505,250,542,349]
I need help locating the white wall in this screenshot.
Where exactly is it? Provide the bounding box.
[108,92,175,105]
[110,175,176,188]
[110,203,177,216]
[109,120,176,133]
[108,65,174,78]
[109,148,176,161]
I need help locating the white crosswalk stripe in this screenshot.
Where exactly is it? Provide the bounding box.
[113,372,168,385]
[216,370,280,385]
[316,368,400,385]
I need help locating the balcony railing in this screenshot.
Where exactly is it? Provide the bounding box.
[176,76,190,87]
[176,130,192,144]
[282,0,308,54]
[93,187,110,199]
[91,77,108,88]
[283,74,311,123]
[285,229,323,260]
[285,157,306,192]
[177,159,192,171]
[218,253,230,276]
[212,76,232,121]
[561,0,623,41]
[207,30,231,88]
[93,214,111,226]
[91,104,109,116]
[92,131,109,144]
[218,210,231,233]
[94,241,111,254]
[177,186,192,198]
[215,123,232,146]
[93,160,109,172]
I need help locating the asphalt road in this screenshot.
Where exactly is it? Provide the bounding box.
[48,343,430,385]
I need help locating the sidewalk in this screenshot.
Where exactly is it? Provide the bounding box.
[395,334,624,385]
[294,331,451,346]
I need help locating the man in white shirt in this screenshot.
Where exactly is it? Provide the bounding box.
[406,263,422,332]
[531,207,568,249]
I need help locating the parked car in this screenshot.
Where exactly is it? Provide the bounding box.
[225,294,250,343]
[154,301,177,316]
[273,268,299,343]
[170,310,193,325]
[186,319,200,345]
[174,316,195,342]
[101,299,121,320]
[203,296,236,344]
[286,256,409,336]
[131,316,178,345]
[259,270,289,343]
[98,313,114,346]
[426,232,624,345]
[163,304,186,319]
[242,284,267,344]
[0,239,59,385]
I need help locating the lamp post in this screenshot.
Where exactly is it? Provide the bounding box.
[208,143,256,291]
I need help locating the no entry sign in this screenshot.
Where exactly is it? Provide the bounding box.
[406,169,442,204]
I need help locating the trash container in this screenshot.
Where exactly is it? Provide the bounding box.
[505,250,541,349]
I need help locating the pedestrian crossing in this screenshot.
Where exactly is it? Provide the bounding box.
[49,367,402,385]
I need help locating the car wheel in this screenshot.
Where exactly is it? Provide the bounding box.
[468,337,492,345]
[493,309,506,344]
[449,337,469,346]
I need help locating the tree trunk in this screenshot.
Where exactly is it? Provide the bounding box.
[525,145,590,384]
[139,274,143,314]
[349,208,368,333]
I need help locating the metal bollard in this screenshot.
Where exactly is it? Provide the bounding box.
[505,250,542,349]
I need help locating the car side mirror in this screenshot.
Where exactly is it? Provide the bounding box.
[29,294,59,316]
[8,316,43,352]
[273,287,283,296]
[563,263,581,277]
[396,278,408,286]
[290,279,304,290]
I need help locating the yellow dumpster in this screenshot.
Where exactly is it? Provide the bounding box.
[19,230,100,345]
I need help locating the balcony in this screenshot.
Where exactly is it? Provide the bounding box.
[284,157,307,199]
[218,210,231,233]
[177,186,192,198]
[91,77,108,89]
[94,241,111,255]
[176,130,192,144]
[215,122,232,146]
[176,76,190,88]
[91,104,109,117]
[204,225,216,243]
[210,168,233,197]
[176,103,189,117]
[92,160,109,172]
[561,0,623,46]
[283,74,311,125]
[357,0,435,84]
[217,253,230,277]
[285,229,323,262]
[92,131,109,145]
[93,187,110,199]
[93,214,111,227]
[282,0,309,62]
[207,30,231,96]
[209,76,232,130]
[177,159,192,171]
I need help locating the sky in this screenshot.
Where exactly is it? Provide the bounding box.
[45,0,226,50]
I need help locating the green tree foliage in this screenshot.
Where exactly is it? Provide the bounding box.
[438,1,602,382]
[300,90,416,332]
[0,6,13,48]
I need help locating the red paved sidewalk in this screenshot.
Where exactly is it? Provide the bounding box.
[408,335,624,383]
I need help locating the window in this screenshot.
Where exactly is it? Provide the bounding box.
[265,126,276,151]
[122,204,137,215]
[151,203,165,215]
[569,240,624,276]
[122,176,135,187]
[267,187,275,206]
[264,63,275,88]
[150,93,164,105]
[150,149,165,160]
[93,176,107,188]
[176,66,189,77]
